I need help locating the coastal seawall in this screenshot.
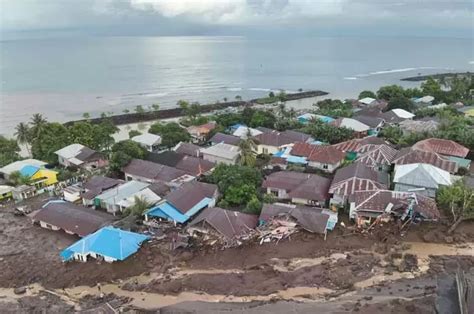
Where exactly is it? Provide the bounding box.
[63,90,328,127]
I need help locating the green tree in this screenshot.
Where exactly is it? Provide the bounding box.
[239,134,257,167]
[249,110,276,128]
[244,196,262,215]
[358,90,377,99]
[69,121,96,148]
[421,77,443,101]
[215,113,242,128]
[31,123,70,164]
[277,91,287,102]
[82,112,90,119]
[151,104,160,111]
[7,170,31,186]
[123,196,153,217]
[223,97,228,102]
[314,99,352,118]
[123,109,130,114]
[386,96,415,112]
[437,180,474,233]
[235,95,242,101]
[30,113,48,138]
[0,136,21,167]
[128,130,142,138]
[14,122,31,155]
[269,91,275,98]
[109,140,147,172]
[135,105,145,114]
[207,164,262,195]
[376,85,406,101]
[302,120,353,144]
[378,125,404,145]
[149,122,191,148]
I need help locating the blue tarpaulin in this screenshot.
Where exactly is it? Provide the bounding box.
[60,226,149,262]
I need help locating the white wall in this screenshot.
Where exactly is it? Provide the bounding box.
[308,161,341,173]
[202,154,237,165]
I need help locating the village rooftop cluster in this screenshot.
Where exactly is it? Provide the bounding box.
[0,79,473,263]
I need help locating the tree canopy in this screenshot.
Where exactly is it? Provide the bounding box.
[314,99,353,118]
[0,136,21,167]
[109,140,147,172]
[437,180,474,233]
[149,122,191,148]
[302,120,353,144]
[358,90,376,99]
[386,96,415,112]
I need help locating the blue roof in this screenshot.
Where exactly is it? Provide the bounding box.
[273,151,284,157]
[318,116,335,123]
[60,226,149,261]
[146,197,213,223]
[286,156,308,164]
[20,165,40,177]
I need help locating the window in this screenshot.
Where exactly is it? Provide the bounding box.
[270,190,279,197]
[263,148,268,154]
[323,164,329,169]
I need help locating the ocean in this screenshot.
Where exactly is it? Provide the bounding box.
[0,35,472,136]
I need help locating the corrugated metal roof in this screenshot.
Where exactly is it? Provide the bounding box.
[412,138,469,158]
[200,143,240,159]
[131,133,162,146]
[393,148,457,173]
[209,132,241,145]
[393,163,452,187]
[332,118,370,132]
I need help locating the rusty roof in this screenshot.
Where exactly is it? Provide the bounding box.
[174,142,201,157]
[332,137,386,152]
[188,207,258,239]
[290,143,345,164]
[349,190,439,220]
[254,130,312,147]
[412,138,469,158]
[29,201,115,237]
[356,144,399,168]
[393,148,458,173]
[165,181,218,214]
[329,163,388,197]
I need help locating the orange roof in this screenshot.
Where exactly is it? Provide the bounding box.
[412,138,469,158]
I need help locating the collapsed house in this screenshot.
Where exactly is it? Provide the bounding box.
[187,207,258,245]
[60,226,149,263]
[258,203,337,242]
[348,190,440,226]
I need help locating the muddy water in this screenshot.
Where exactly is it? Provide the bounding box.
[1,242,472,310]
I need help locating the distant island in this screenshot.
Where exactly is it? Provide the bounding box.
[401,72,473,82]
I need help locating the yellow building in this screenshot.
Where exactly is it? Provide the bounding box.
[20,165,58,188]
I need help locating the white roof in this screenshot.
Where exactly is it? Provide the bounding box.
[394,163,452,187]
[200,143,241,159]
[415,96,435,103]
[339,118,370,132]
[55,143,85,159]
[232,126,262,139]
[392,109,415,119]
[359,97,376,105]
[131,133,162,146]
[116,187,161,208]
[0,159,47,176]
[0,185,14,194]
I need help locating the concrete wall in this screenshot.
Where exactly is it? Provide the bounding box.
[266,187,289,199]
[202,154,237,165]
[394,183,436,198]
[308,161,340,173]
[257,144,279,155]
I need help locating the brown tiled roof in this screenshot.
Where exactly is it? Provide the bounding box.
[174,142,201,157]
[329,163,388,197]
[187,121,217,134]
[75,147,104,162]
[82,176,122,199]
[270,157,288,165]
[254,130,311,147]
[29,201,115,237]
[123,159,188,183]
[290,143,345,164]
[356,144,399,169]
[393,148,458,173]
[259,204,330,234]
[188,207,258,239]
[412,138,469,158]
[176,156,215,176]
[332,137,387,152]
[352,115,384,128]
[262,171,330,202]
[290,142,315,157]
[209,132,241,145]
[349,190,439,220]
[165,181,218,214]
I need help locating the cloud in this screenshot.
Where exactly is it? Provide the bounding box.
[0,0,472,35]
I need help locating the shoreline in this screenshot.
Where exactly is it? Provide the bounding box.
[63,90,328,127]
[401,71,473,82]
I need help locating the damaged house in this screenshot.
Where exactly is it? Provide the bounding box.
[55,143,108,170]
[187,207,258,243]
[356,144,399,171]
[349,190,440,225]
[145,181,218,224]
[262,171,331,207]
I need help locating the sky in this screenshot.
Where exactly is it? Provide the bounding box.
[1,0,473,38]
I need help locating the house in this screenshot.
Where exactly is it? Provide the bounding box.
[187,207,258,240]
[356,144,398,171]
[145,181,218,223]
[290,142,345,172]
[358,97,377,106]
[330,118,370,138]
[267,157,289,170]
[55,144,108,170]
[173,142,201,157]
[382,109,415,125]
[329,162,389,205]
[332,137,387,159]
[0,185,13,201]
[81,176,122,206]
[186,121,217,142]
[95,180,150,214]
[412,138,470,159]
[352,115,385,135]
[262,171,331,206]
[60,226,149,263]
[123,159,193,185]
[29,200,115,237]
[209,132,241,146]
[393,148,458,174]
[232,126,263,139]
[19,165,58,189]
[398,119,439,135]
[393,163,452,198]
[348,190,439,224]
[200,143,241,165]
[457,106,474,117]
[63,185,82,203]
[414,95,435,106]
[131,133,162,152]
[259,203,336,234]
[254,130,313,155]
[146,151,215,176]
[0,159,47,180]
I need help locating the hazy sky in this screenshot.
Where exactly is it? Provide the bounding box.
[1,0,473,37]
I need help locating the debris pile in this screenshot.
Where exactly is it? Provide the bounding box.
[258,218,298,244]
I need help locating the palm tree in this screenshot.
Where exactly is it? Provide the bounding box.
[239,130,257,167]
[30,113,47,138]
[14,122,31,155]
[127,196,152,217]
